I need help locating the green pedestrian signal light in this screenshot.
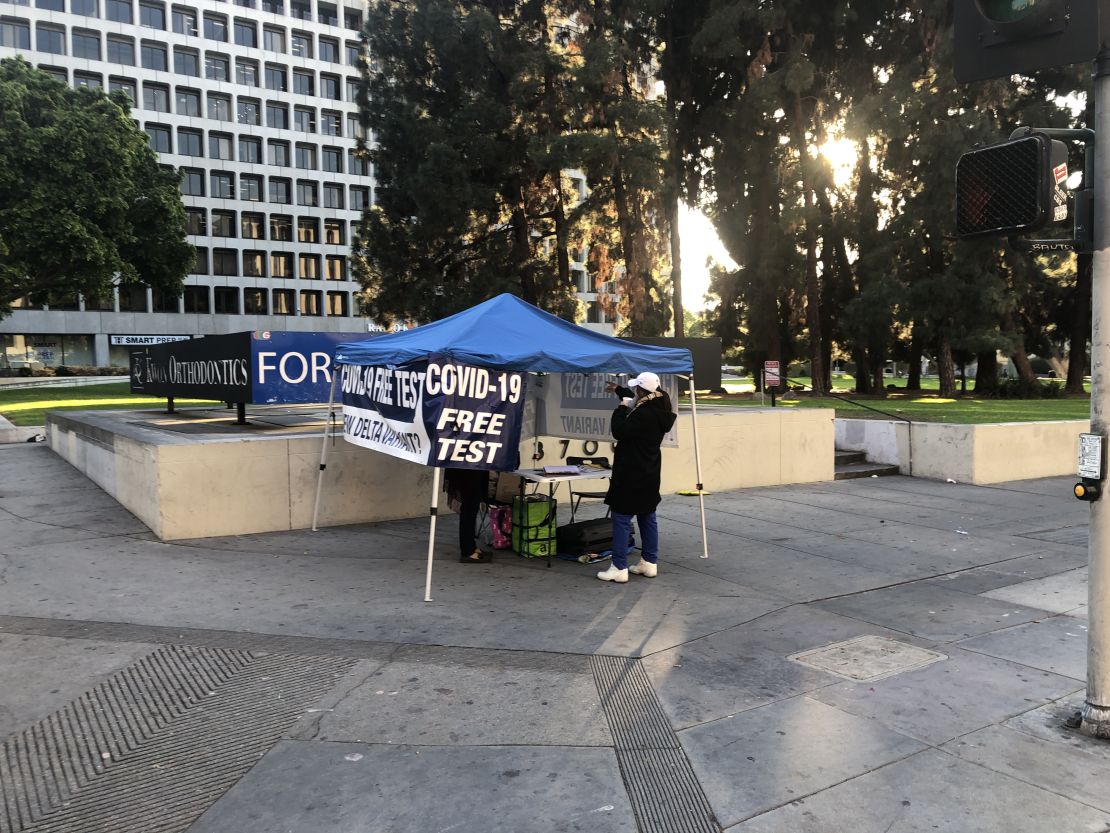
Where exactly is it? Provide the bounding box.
[955,134,1069,239]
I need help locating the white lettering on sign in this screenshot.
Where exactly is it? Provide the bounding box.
[764,360,781,387]
[257,351,333,385]
[110,335,191,346]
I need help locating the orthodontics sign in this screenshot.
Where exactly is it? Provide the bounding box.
[339,355,526,470]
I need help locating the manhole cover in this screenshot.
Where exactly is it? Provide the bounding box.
[788,635,946,682]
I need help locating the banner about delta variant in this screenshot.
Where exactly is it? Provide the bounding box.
[528,373,680,449]
[340,356,527,470]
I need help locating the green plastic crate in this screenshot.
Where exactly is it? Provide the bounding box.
[511,494,557,558]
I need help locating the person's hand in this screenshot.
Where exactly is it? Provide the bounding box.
[604,381,619,394]
[621,397,634,408]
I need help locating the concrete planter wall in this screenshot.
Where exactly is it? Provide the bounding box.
[835,417,1089,484]
[48,406,835,540]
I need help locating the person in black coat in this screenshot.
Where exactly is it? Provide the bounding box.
[597,371,677,583]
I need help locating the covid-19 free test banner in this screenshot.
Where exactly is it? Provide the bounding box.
[339,354,527,471]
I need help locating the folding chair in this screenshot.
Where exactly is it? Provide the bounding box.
[566,456,611,522]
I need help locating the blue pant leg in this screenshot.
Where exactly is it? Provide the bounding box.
[637,512,659,564]
[610,512,633,570]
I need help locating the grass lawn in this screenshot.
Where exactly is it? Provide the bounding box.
[0,382,218,426]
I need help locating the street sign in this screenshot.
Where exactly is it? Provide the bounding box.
[1080,433,1104,480]
[764,360,781,387]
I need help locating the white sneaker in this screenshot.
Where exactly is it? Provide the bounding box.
[597,566,629,583]
[629,560,658,578]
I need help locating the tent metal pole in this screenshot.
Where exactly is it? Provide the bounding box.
[686,374,709,559]
[311,372,340,532]
[424,466,443,602]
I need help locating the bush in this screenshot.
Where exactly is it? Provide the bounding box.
[994,377,1065,399]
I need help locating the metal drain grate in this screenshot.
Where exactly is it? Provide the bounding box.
[0,646,355,833]
[592,656,719,833]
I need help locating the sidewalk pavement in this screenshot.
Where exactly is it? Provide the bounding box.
[0,441,1107,832]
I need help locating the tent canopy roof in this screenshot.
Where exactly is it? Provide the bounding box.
[336,294,693,374]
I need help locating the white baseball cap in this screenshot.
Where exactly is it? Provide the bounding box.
[627,371,660,392]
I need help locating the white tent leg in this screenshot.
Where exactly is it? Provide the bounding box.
[424,466,443,602]
[687,375,709,559]
[311,372,340,532]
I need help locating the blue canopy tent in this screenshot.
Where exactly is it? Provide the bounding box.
[312,293,708,600]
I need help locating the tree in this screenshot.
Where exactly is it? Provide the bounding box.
[0,58,190,316]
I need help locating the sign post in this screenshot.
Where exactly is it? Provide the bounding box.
[764,360,780,408]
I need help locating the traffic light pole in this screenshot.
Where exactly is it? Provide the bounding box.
[1083,48,1110,739]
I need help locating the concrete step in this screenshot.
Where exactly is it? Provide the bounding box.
[835,461,901,480]
[834,450,866,466]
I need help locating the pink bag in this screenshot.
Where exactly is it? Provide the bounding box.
[489,506,513,550]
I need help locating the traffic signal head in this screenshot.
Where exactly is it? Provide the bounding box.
[955,1,1103,83]
[955,134,1068,239]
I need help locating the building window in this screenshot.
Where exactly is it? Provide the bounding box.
[36,24,65,56]
[323,183,343,209]
[345,40,361,67]
[235,57,258,86]
[320,73,340,101]
[1,19,31,49]
[349,185,369,211]
[324,218,344,244]
[266,102,288,129]
[269,177,291,203]
[72,29,100,60]
[109,76,136,100]
[297,216,318,242]
[239,135,261,163]
[300,288,321,314]
[296,181,317,207]
[184,285,209,312]
[211,171,235,199]
[270,214,292,240]
[327,291,348,316]
[184,207,206,235]
[72,0,98,16]
[261,0,281,13]
[243,253,265,278]
[211,209,235,236]
[344,9,360,30]
[107,35,134,65]
[106,0,132,23]
[178,127,202,157]
[272,287,294,312]
[325,255,345,281]
[263,25,284,52]
[142,82,169,112]
[345,76,358,102]
[174,47,199,76]
[346,114,361,139]
[295,143,316,170]
[171,5,196,35]
[268,139,289,167]
[289,0,308,20]
[348,150,368,176]
[214,286,239,313]
[291,30,311,58]
[233,18,255,47]
[152,289,179,313]
[234,0,253,7]
[213,249,238,276]
[38,66,67,83]
[238,97,260,125]
[318,36,338,63]
[141,42,168,71]
[294,106,315,133]
[175,86,200,116]
[240,174,262,201]
[264,63,286,91]
[207,92,232,121]
[271,254,293,279]
[205,53,229,81]
[243,287,267,312]
[292,68,313,95]
[118,285,148,312]
[240,212,264,239]
[180,167,204,196]
[74,72,103,89]
[316,1,335,25]
[146,124,171,153]
[203,12,226,41]
[320,111,341,137]
[139,1,164,29]
[322,146,342,173]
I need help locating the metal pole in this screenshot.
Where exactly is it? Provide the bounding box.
[687,375,709,559]
[1083,49,1110,739]
[311,372,339,532]
[424,466,443,602]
